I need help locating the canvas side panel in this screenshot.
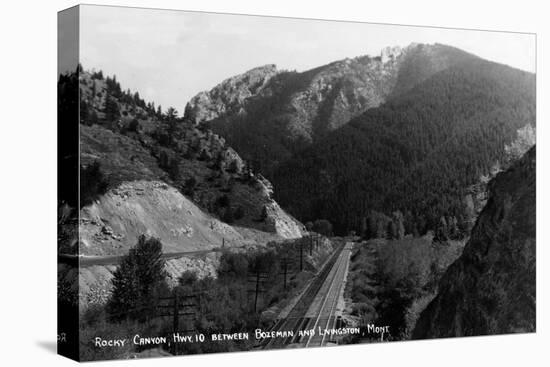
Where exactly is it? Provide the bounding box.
[57,5,80,362]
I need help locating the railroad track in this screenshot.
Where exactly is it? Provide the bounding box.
[302,242,352,347]
[262,242,352,349]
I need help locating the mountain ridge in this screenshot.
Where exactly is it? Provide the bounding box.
[184,64,279,125]
[184,43,481,175]
[271,56,535,234]
[177,44,535,236]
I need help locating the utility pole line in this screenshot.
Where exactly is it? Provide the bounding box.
[172,292,179,333]
[278,256,294,291]
[254,270,260,312]
[247,271,268,312]
[281,258,289,290]
[158,291,203,333]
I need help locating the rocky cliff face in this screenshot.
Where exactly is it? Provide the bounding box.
[185,48,404,143]
[184,64,278,124]
[463,123,536,226]
[283,53,400,140]
[185,43,478,175]
[412,146,536,338]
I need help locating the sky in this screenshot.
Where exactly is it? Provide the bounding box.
[79,5,536,115]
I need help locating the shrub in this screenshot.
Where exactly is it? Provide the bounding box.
[215,194,230,208]
[312,219,333,236]
[233,206,245,220]
[218,252,249,279]
[127,118,139,133]
[80,161,109,207]
[178,270,198,287]
[222,208,235,224]
[168,157,181,181]
[184,176,197,196]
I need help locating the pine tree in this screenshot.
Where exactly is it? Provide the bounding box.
[386,220,397,240]
[107,236,168,322]
[89,110,99,126]
[133,91,141,106]
[168,157,180,181]
[313,219,333,236]
[157,105,162,119]
[91,80,97,98]
[104,93,120,123]
[392,210,405,239]
[360,216,368,238]
[434,216,449,243]
[165,107,178,121]
[366,215,378,239]
[80,98,89,124]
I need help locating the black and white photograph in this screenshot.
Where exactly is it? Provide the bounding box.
[2,1,548,366]
[56,4,537,362]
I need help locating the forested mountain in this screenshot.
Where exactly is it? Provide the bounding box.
[59,66,305,257]
[181,44,535,236]
[187,43,477,176]
[70,43,535,242]
[412,146,536,338]
[271,57,535,235]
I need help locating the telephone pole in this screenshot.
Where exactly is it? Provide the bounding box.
[279,256,294,291]
[247,271,268,312]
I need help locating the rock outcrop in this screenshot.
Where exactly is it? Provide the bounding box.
[463,123,536,226]
[75,67,305,246]
[412,146,536,338]
[77,122,305,252]
[282,53,400,140]
[187,50,402,143]
[186,43,478,175]
[184,64,278,124]
[505,123,536,164]
[78,180,246,256]
[59,67,309,309]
